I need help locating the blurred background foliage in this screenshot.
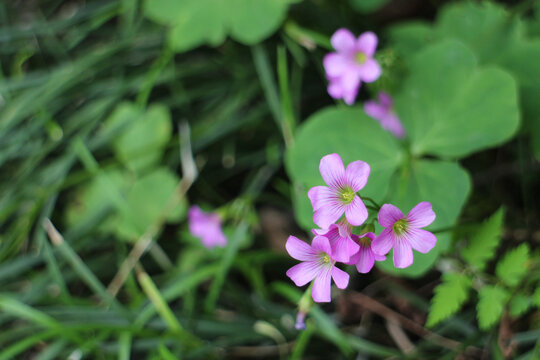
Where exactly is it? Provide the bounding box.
[0,0,539,359]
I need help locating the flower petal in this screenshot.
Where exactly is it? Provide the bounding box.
[324,53,351,79]
[307,185,337,211]
[378,204,404,228]
[359,58,381,83]
[330,233,360,263]
[371,228,395,255]
[345,195,368,226]
[355,246,375,273]
[331,267,349,289]
[328,80,344,99]
[393,239,413,268]
[319,153,345,188]
[331,28,356,54]
[286,262,320,287]
[286,235,316,261]
[381,112,406,138]
[406,228,437,254]
[312,267,332,302]
[406,202,436,228]
[342,85,360,105]
[364,101,388,121]
[311,235,332,256]
[345,160,370,192]
[378,92,393,108]
[313,203,345,229]
[356,31,378,56]
[201,227,227,248]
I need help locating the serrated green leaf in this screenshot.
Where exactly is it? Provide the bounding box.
[495,244,530,287]
[426,272,472,327]
[462,208,504,271]
[477,285,509,329]
[509,293,532,317]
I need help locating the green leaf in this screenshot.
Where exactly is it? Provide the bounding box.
[477,285,509,329]
[115,168,187,240]
[285,106,403,230]
[426,272,472,327]
[461,208,504,271]
[350,0,391,14]
[395,39,520,158]
[509,293,532,317]
[105,102,172,174]
[387,22,434,58]
[377,159,471,277]
[143,0,294,52]
[495,244,530,287]
[533,287,540,308]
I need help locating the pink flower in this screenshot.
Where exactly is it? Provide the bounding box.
[345,232,386,273]
[188,205,227,249]
[313,221,360,263]
[285,235,350,303]
[372,202,437,268]
[324,29,382,105]
[308,153,370,229]
[364,92,405,138]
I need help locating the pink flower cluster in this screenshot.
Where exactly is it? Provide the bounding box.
[286,153,437,303]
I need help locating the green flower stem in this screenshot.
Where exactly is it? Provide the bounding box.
[361,196,381,210]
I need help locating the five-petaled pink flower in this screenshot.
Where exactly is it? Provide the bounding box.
[324,29,382,105]
[372,202,437,268]
[364,92,405,138]
[188,205,227,249]
[313,221,360,263]
[285,235,349,303]
[308,153,370,229]
[345,232,386,273]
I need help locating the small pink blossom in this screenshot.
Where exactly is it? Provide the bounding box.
[285,235,349,303]
[308,153,370,229]
[313,221,360,263]
[345,232,386,273]
[324,29,382,105]
[364,92,405,138]
[188,205,227,249]
[372,202,437,268]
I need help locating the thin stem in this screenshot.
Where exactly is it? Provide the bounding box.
[362,196,381,210]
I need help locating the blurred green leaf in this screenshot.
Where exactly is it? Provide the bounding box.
[533,287,540,308]
[461,207,504,271]
[104,102,172,174]
[143,0,295,52]
[426,272,472,327]
[350,0,390,14]
[378,159,471,277]
[509,293,532,317]
[386,21,433,58]
[495,244,530,288]
[285,107,402,230]
[477,285,509,329]
[115,168,186,240]
[395,39,520,158]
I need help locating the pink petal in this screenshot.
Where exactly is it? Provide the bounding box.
[201,227,227,248]
[342,85,360,105]
[286,262,320,287]
[330,233,360,263]
[378,92,393,108]
[406,202,436,228]
[345,160,370,192]
[313,204,345,229]
[359,58,382,83]
[319,153,345,188]
[341,68,362,92]
[364,101,388,121]
[324,53,351,79]
[374,253,386,261]
[331,28,356,54]
[355,247,375,273]
[371,228,395,255]
[328,80,344,99]
[285,235,316,261]
[312,267,332,302]
[406,228,437,254]
[331,267,349,289]
[378,204,404,228]
[381,112,406,138]
[356,31,378,56]
[393,239,413,268]
[345,195,368,226]
[307,185,337,211]
[311,235,332,256]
